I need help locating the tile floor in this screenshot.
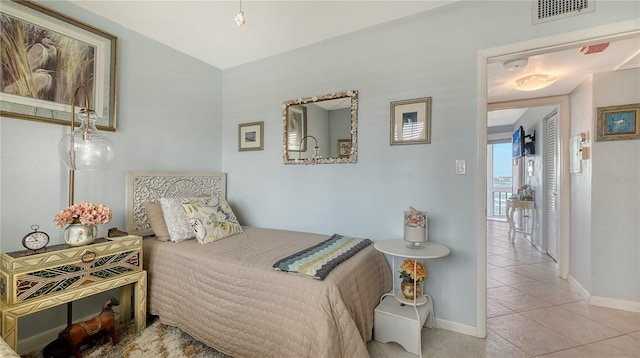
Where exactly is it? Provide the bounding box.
[368,220,640,357]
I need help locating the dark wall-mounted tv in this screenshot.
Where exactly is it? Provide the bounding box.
[512,126,524,158]
[524,130,536,156]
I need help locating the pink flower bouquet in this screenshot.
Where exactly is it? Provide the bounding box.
[54,202,112,228]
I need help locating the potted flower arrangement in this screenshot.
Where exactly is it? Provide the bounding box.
[399,259,427,300]
[54,202,112,246]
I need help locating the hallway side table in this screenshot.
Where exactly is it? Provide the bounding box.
[506,199,536,244]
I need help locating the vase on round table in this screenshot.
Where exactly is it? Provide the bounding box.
[63,223,98,246]
[401,281,421,300]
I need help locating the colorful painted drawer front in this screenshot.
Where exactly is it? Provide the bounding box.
[0,236,142,306]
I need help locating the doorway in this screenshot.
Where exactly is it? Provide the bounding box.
[476,25,640,339]
[488,99,567,257]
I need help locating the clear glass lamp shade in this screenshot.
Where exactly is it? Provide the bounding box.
[58,110,115,170]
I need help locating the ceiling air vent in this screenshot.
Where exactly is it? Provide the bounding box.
[533,0,595,24]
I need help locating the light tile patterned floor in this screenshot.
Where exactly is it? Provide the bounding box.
[368,220,640,357]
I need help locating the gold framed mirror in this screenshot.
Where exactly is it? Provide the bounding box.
[283,90,358,164]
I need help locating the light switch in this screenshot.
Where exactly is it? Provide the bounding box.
[456,160,466,175]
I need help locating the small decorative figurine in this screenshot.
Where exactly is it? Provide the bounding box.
[107,227,129,238]
[61,296,120,358]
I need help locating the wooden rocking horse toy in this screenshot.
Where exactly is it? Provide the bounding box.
[61,296,120,358]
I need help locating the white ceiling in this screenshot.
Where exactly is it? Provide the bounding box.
[68,1,640,126]
[487,36,640,126]
[69,0,459,70]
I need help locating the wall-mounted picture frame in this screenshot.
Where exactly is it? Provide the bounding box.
[238,121,264,151]
[390,97,431,145]
[512,126,524,158]
[596,103,640,141]
[286,105,307,151]
[337,139,352,158]
[0,0,118,131]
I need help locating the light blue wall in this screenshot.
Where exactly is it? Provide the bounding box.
[221,1,639,327]
[0,0,223,341]
[1,0,638,344]
[591,69,640,302]
[570,76,594,293]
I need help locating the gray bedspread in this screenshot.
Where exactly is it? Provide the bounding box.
[143,226,392,358]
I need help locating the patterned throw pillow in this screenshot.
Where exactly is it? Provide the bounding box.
[159,197,196,242]
[181,197,243,244]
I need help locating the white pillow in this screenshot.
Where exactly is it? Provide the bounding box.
[159,197,195,242]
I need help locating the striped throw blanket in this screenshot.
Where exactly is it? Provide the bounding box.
[273,234,372,280]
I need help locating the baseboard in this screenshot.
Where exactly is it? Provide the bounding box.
[17,307,121,355]
[567,274,639,313]
[590,296,640,313]
[434,318,477,336]
[567,274,590,301]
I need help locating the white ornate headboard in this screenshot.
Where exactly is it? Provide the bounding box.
[126,171,226,236]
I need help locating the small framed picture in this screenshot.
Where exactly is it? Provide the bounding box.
[596,103,640,141]
[337,139,352,158]
[390,97,431,145]
[238,121,264,151]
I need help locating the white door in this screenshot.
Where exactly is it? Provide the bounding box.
[545,111,559,261]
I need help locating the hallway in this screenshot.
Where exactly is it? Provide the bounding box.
[368,220,640,357]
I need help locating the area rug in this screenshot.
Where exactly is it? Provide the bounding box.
[23,317,232,358]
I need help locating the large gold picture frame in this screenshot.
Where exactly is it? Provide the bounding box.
[0,0,118,131]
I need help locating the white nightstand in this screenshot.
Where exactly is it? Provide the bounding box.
[373,240,450,357]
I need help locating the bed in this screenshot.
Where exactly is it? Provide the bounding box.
[125,171,392,358]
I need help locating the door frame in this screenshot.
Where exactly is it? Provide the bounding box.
[475,20,640,338]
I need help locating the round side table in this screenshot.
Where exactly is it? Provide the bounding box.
[373,240,450,357]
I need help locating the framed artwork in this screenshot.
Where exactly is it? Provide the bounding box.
[596,103,640,141]
[0,0,118,131]
[238,121,264,151]
[287,105,307,151]
[512,126,524,158]
[390,97,431,145]
[337,139,352,158]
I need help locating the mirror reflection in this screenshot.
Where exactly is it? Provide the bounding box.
[283,90,358,164]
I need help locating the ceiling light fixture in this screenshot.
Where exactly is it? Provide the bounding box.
[508,74,558,91]
[234,0,245,27]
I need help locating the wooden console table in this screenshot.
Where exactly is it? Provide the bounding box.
[506,199,536,244]
[0,235,146,352]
